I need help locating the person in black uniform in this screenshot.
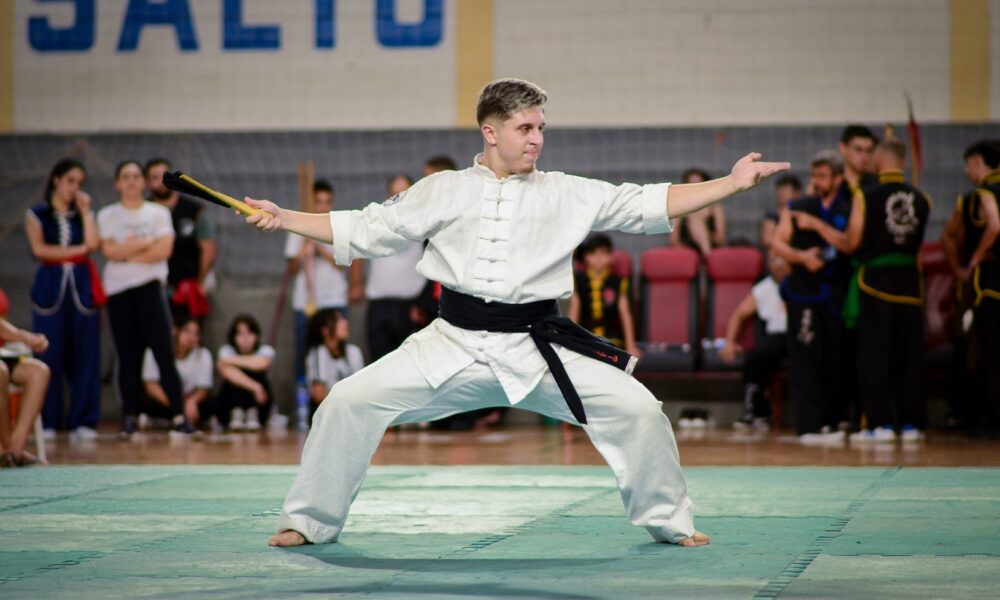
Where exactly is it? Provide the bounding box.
[831,125,879,429]
[794,139,931,443]
[771,150,851,443]
[146,158,218,318]
[568,234,639,356]
[943,140,1000,435]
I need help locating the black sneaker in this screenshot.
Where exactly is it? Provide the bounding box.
[120,415,137,438]
[170,417,202,440]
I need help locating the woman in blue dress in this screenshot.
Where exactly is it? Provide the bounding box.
[24,159,103,441]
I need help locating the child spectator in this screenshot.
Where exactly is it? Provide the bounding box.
[568,234,639,356]
[305,309,364,425]
[216,314,275,432]
[141,312,213,430]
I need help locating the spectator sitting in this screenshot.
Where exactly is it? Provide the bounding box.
[718,255,791,430]
[568,234,639,356]
[216,314,275,432]
[671,168,727,256]
[141,312,213,430]
[760,174,803,250]
[305,309,364,426]
[0,316,51,467]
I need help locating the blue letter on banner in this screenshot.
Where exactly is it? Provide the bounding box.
[118,0,198,52]
[376,0,442,48]
[223,0,280,50]
[29,0,95,52]
[316,0,335,49]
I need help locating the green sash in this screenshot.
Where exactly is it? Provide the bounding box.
[842,252,917,329]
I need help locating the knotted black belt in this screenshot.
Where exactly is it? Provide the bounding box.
[438,287,637,424]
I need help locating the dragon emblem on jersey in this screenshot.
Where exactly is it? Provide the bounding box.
[884,191,917,244]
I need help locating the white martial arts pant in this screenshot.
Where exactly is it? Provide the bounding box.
[277,347,696,544]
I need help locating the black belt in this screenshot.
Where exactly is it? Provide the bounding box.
[438,287,637,424]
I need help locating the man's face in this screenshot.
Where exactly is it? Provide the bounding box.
[965,155,988,184]
[810,164,840,198]
[484,106,545,175]
[313,190,333,213]
[839,137,875,174]
[146,163,171,200]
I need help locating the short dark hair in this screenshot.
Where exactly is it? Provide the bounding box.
[227,314,261,354]
[840,125,877,145]
[313,179,334,195]
[145,158,171,173]
[306,308,343,357]
[424,155,457,172]
[579,234,614,257]
[476,78,547,125]
[775,173,802,191]
[172,308,201,332]
[964,139,1000,169]
[681,168,711,183]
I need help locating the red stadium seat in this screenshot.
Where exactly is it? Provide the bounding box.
[634,247,699,373]
[702,247,764,371]
[612,250,632,279]
[920,242,957,367]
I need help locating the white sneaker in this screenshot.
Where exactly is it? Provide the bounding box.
[799,429,846,445]
[850,426,897,444]
[900,426,925,443]
[42,428,57,441]
[244,407,261,432]
[137,413,150,431]
[70,426,98,442]
[229,407,246,431]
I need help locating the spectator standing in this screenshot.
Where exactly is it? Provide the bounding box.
[98,160,198,437]
[24,159,103,441]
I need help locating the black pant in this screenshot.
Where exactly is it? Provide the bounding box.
[216,369,273,426]
[856,293,926,430]
[107,281,182,420]
[787,302,841,435]
[835,327,860,425]
[969,297,1000,430]
[367,298,416,361]
[742,333,786,417]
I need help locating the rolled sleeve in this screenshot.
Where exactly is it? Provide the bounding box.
[330,211,353,266]
[641,183,673,234]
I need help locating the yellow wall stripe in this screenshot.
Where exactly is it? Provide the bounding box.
[0,0,14,133]
[455,0,493,128]
[949,0,990,122]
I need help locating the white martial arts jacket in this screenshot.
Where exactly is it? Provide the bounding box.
[329,154,673,404]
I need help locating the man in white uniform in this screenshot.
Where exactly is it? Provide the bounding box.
[245,79,789,548]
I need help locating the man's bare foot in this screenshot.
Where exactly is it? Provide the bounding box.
[268,530,308,547]
[678,531,711,547]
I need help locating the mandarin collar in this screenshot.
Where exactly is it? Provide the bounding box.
[471,153,536,182]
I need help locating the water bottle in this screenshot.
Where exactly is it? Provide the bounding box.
[295,377,309,431]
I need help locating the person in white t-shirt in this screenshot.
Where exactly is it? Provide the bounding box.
[285,180,347,380]
[216,314,275,431]
[97,160,198,438]
[244,79,788,549]
[305,309,364,425]
[347,175,429,361]
[141,313,213,429]
[719,255,791,430]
